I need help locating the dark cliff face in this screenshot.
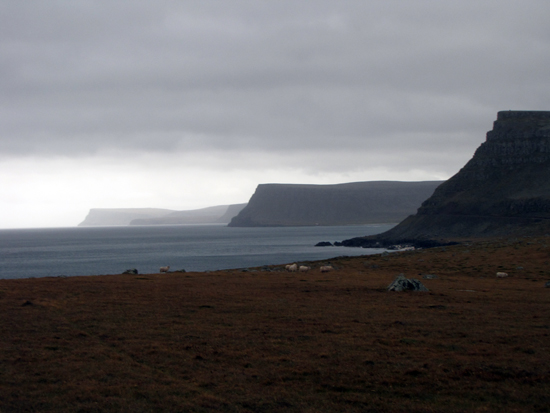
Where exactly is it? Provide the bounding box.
[348,111,550,243]
[228,181,443,227]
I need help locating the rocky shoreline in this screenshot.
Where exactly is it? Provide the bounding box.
[316,237,459,250]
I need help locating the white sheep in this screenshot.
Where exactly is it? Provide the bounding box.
[286,263,298,272]
[320,265,334,273]
[496,272,508,278]
[299,265,311,272]
[159,266,170,273]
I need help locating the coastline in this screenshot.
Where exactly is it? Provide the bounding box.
[1,236,549,411]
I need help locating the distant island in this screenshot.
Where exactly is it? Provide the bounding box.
[78,204,247,226]
[228,181,443,227]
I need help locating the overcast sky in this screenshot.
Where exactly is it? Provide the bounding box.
[1,1,549,228]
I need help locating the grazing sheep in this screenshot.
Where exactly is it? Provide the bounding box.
[320,265,334,273]
[159,266,170,273]
[299,265,311,272]
[496,272,508,278]
[286,263,298,272]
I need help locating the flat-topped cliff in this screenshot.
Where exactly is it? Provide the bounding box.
[79,204,246,226]
[130,204,246,225]
[78,208,176,226]
[228,181,443,227]
[342,110,550,246]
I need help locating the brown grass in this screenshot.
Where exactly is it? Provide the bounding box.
[1,237,550,412]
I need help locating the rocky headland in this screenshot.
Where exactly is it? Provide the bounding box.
[129,203,246,226]
[228,181,443,227]
[78,204,246,226]
[341,110,550,247]
[78,208,176,226]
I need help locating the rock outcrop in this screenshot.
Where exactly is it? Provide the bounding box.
[228,181,443,227]
[342,111,550,246]
[387,275,429,292]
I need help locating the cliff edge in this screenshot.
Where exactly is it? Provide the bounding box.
[228,181,443,227]
[342,110,550,246]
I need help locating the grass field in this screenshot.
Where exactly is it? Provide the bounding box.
[1,237,549,412]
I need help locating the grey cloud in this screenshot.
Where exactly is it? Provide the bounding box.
[1,0,550,168]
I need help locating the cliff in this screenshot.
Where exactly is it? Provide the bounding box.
[78,208,175,226]
[228,181,443,227]
[129,204,247,225]
[78,204,246,226]
[341,110,550,246]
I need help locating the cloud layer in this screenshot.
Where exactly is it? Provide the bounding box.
[1,1,550,227]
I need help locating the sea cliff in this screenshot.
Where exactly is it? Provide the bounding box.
[78,208,176,226]
[79,204,246,226]
[341,110,550,246]
[228,181,443,227]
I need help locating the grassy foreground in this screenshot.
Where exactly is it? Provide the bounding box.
[1,237,549,412]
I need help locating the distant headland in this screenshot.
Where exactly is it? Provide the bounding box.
[228,181,443,227]
[79,181,443,228]
[78,204,246,226]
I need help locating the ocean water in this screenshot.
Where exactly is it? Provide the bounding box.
[0,224,395,279]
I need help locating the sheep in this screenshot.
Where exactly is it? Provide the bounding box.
[159,266,170,273]
[496,272,508,278]
[320,265,334,273]
[299,265,311,272]
[286,263,298,272]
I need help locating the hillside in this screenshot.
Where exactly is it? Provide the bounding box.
[228,181,443,227]
[342,110,550,246]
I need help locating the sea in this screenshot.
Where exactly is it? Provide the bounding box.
[0,224,395,280]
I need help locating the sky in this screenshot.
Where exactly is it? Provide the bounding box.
[1,1,550,228]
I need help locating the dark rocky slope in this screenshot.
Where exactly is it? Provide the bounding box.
[342,111,550,247]
[228,181,443,227]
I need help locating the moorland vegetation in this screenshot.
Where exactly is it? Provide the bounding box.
[1,237,549,412]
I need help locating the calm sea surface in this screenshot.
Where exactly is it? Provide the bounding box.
[0,224,395,279]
